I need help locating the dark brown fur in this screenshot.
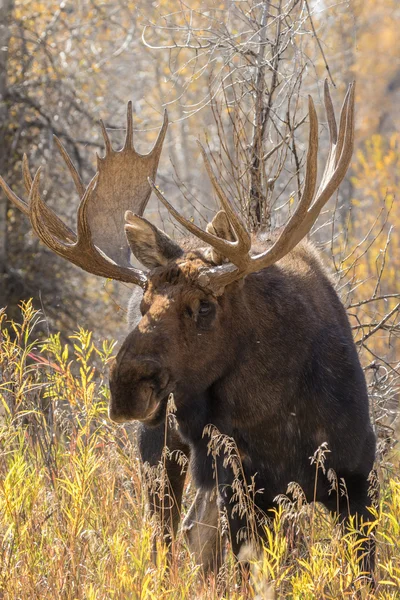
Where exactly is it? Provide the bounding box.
[109,236,376,577]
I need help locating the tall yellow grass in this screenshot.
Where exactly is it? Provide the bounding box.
[0,302,399,599]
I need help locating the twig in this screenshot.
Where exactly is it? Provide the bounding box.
[348,294,400,309]
[304,0,335,87]
[357,304,400,346]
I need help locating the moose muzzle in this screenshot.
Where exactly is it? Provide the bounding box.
[108,356,171,423]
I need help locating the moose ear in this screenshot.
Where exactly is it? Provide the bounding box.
[125,211,183,269]
[205,210,236,265]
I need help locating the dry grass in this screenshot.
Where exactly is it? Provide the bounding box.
[0,302,399,599]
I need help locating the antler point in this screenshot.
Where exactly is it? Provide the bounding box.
[124,101,134,151]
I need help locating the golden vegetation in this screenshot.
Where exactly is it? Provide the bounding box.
[0,303,399,599]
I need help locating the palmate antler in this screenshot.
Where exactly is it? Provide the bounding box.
[0,104,168,287]
[150,81,355,293]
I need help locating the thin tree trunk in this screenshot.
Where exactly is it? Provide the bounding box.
[248,0,270,231]
[0,0,14,273]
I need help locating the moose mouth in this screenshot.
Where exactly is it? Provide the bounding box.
[141,391,172,426]
[108,389,171,425]
[108,363,174,425]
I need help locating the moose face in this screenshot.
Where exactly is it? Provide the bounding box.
[108,254,235,424]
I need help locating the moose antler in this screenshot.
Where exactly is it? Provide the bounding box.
[0,103,168,287]
[150,81,355,293]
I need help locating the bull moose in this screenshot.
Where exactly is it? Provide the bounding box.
[0,81,376,578]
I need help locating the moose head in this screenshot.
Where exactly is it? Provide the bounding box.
[0,82,355,426]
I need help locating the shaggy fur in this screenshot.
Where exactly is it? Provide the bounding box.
[109,232,376,576]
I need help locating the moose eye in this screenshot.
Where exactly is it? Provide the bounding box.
[198,300,212,316]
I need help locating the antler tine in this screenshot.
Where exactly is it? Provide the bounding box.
[0,152,33,214]
[284,96,319,224]
[294,81,355,242]
[76,174,100,240]
[335,83,353,169]
[151,110,168,156]
[324,79,338,146]
[316,80,337,195]
[317,82,351,197]
[29,168,73,253]
[124,101,134,150]
[149,179,251,271]
[197,141,252,254]
[54,136,86,198]
[0,157,77,243]
[22,154,33,196]
[148,133,251,271]
[0,174,30,216]
[25,156,77,243]
[99,119,113,155]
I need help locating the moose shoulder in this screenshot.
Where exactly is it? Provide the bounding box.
[0,81,376,578]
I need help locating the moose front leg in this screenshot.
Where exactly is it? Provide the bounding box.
[137,420,190,561]
[182,487,224,574]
